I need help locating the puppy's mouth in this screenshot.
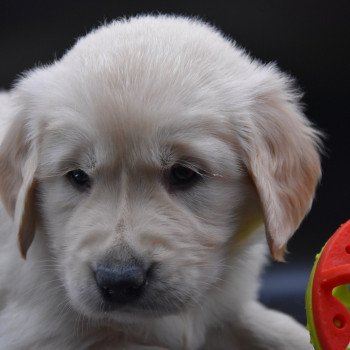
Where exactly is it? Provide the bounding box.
[79,261,194,318]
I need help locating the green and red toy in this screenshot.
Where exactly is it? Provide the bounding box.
[306,220,350,350]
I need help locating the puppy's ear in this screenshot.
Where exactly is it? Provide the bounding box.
[0,107,38,259]
[237,71,322,261]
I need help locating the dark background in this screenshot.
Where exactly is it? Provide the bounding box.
[1,0,349,324]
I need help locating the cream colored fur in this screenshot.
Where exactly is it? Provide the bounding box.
[0,15,321,349]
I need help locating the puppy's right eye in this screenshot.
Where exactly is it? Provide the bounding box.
[66,169,91,191]
[168,164,202,190]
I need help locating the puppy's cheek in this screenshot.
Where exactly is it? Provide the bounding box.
[65,273,98,316]
[171,263,219,306]
[37,181,82,253]
[135,217,233,310]
[172,181,250,251]
[62,252,102,316]
[144,244,223,308]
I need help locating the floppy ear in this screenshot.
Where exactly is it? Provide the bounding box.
[0,107,38,259]
[237,73,322,261]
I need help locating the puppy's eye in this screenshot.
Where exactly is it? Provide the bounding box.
[169,164,201,190]
[66,169,91,191]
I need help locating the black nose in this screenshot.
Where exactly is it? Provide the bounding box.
[95,262,147,305]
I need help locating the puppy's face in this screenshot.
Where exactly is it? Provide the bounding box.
[36,97,258,319]
[0,16,321,322]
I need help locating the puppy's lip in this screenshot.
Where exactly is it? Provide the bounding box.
[96,287,193,316]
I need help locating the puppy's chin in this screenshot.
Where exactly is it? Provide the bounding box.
[68,290,197,323]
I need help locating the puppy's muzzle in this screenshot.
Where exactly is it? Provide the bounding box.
[94,262,148,305]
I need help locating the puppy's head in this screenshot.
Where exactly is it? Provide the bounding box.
[0,16,321,320]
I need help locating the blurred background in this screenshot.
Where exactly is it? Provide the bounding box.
[1,0,349,324]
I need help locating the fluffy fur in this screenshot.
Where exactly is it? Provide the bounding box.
[0,15,321,349]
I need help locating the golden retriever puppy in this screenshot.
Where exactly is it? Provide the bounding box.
[0,15,321,349]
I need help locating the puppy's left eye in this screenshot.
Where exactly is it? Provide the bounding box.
[168,164,201,190]
[66,169,91,191]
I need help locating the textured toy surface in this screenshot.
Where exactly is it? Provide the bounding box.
[306,220,350,350]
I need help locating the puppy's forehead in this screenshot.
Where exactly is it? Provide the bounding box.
[86,109,234,168]
[37,105,238,179]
